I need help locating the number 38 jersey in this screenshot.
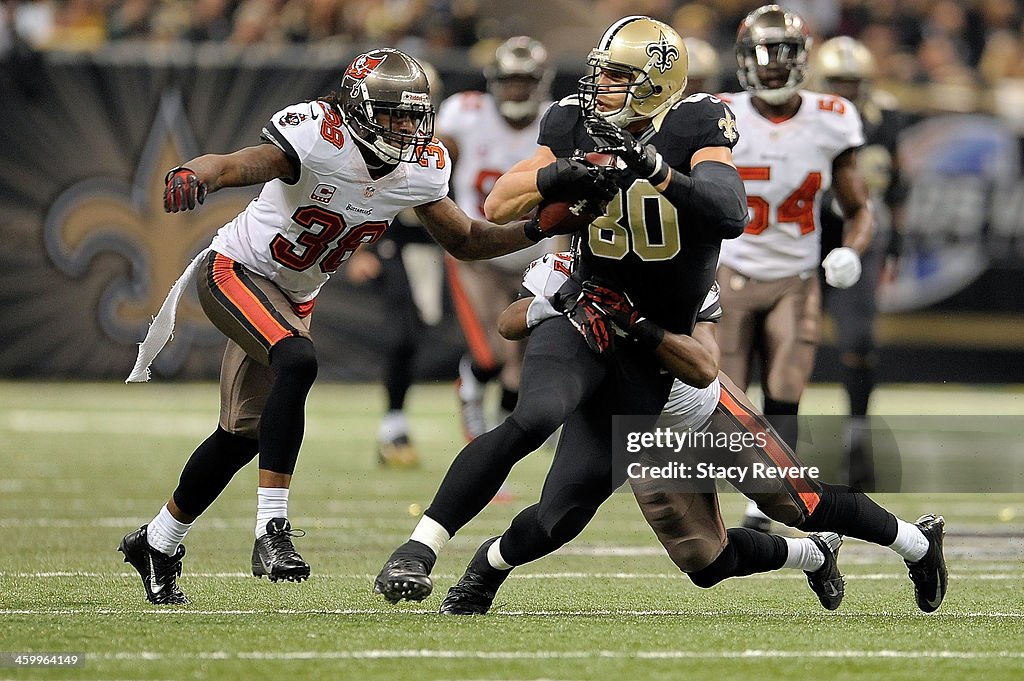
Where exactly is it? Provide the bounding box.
[718,90,864,281]
[210,100,450,303]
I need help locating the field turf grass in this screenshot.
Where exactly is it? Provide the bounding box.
[1,381,1022,680]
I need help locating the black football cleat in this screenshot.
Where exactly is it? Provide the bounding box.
[118,525,188,605]
[805,532,845,611]
[374,557,433,603]
[439,538,508,615]
[906,514,947,612]
[252,518,310,582]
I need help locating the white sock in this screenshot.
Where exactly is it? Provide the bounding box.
[487,537,512,570]
[378,410,408,441]
[745,500,770,520]
[256,487,289,538]
[781,536,825,571]
[146,505,192,556]
[889,518,929,562]
[409,515,450,557]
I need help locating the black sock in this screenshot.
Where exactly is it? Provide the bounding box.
[384,345,416,412]
[798,482,898,545]
[469,537,512,588]
[688,528,788,587]
[842,363,874,417]
[259,337,318,474]
[471,359,501,384]
[763,395,799,451]
[389,539,438,573]
[500,387,518,413]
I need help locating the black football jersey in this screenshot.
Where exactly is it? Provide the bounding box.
[537,94,740,334]
[820,99,907,255]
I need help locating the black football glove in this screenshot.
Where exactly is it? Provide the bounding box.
[536,157,621,202]
[584,118,669,185]
[164,166,207,213]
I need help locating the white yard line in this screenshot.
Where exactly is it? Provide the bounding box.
[3,571,1021,581]
[1,608,1021,618]
[85,649,1024,660]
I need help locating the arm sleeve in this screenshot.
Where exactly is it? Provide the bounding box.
[660,160,749,239]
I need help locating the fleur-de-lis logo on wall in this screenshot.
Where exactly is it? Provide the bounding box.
[43,91,253,375]
[646,32,680,73]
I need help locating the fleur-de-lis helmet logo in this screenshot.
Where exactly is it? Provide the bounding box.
[646,31,680,73]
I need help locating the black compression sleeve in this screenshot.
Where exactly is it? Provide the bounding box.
[659,160,748,238]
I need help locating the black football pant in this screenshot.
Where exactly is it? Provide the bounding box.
[425,317,606,534]
[426,318,671,568]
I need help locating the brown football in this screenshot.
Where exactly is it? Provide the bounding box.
[583,151,618,168]
[535,196,602,236]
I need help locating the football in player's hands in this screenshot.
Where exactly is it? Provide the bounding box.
[534,195,607,236]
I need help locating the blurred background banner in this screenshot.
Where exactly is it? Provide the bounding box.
[0,49,1022,382]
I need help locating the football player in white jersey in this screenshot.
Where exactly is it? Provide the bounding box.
[436,36,555,443]
[714,6,874,532]
[495,252,946,613]
[118,48,582,605]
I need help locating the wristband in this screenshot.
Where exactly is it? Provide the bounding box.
[630,318,665,351]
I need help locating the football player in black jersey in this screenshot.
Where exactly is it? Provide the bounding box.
[374,16,751,613]
[816,36,910,490]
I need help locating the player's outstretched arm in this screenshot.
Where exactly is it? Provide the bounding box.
[187,144,295,193]
[414,196,536,261]
[164,144,295,213]
[483,146,556,223]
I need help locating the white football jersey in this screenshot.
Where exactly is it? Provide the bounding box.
[210,101,450,303]
[436,91,552,272]
[718,90,864,280]
[521,251,720,428]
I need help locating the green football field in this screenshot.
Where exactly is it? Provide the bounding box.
[1,381,1022,681]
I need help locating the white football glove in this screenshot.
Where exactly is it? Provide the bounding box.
[526,295,560,328]
[822,247,862,289]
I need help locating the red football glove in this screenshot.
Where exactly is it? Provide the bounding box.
[581,279,641,332]
[163,166,207,212]
[563,289,614,355]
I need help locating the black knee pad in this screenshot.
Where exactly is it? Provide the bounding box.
[270,337,318,386]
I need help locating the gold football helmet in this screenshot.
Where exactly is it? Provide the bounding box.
[682,37,721,94]
[735,5,812,105]
[578,16,688,127]
[816,36,876,104]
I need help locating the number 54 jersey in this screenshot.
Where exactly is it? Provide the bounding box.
[210,100,450,304]
[718,90,864,281]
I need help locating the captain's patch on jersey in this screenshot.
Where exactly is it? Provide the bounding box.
[310,183,337,204]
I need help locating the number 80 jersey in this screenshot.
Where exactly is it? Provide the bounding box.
[717,90,864,281]
[210,100,450,303]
